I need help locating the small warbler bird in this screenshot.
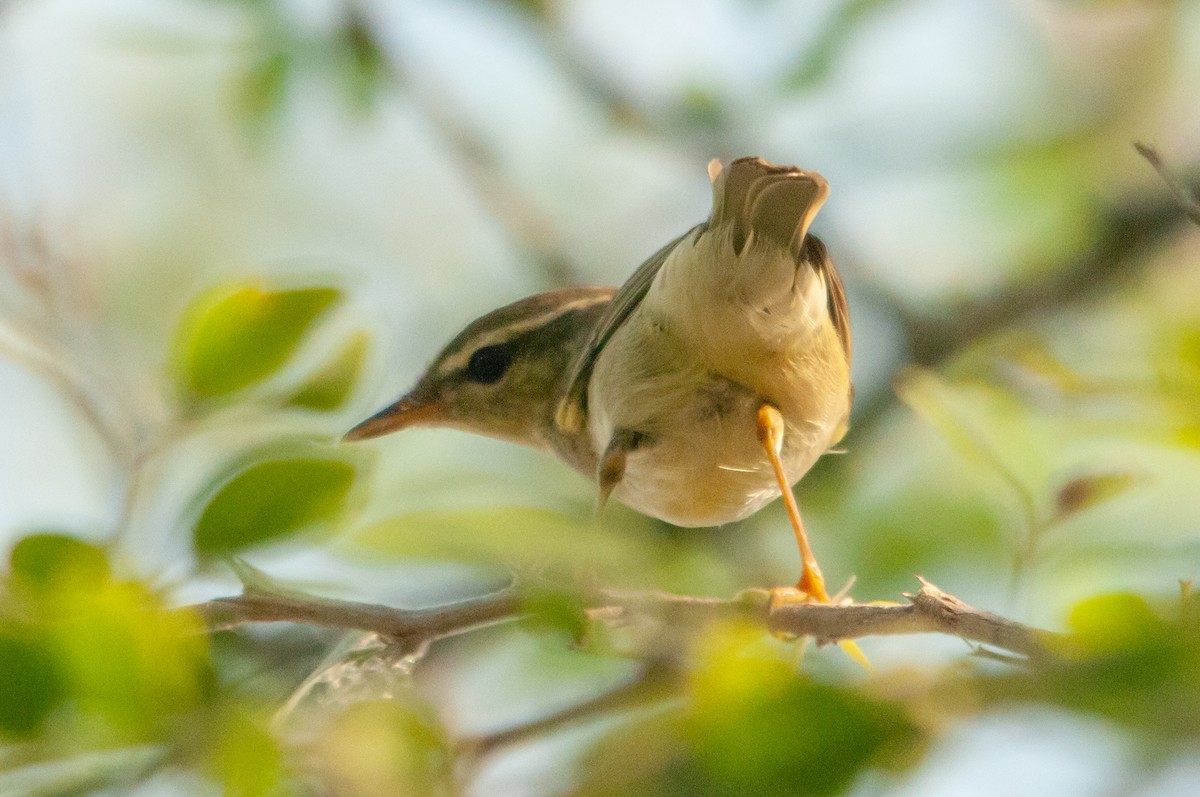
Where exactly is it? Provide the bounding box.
[346,157,852,602]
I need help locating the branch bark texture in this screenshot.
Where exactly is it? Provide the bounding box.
[192,577,1057,662]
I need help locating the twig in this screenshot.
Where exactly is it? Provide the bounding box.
[762,578,1056,661]
[353,1,583,288]
[1135,142,1200,226]
[454,661,676,765]
[0,314,135,467]
[193,575,1057,768]
[192,577,1056,662]
[896,143,1200,373]
[197,584,522,643]
[901,186,1187,369]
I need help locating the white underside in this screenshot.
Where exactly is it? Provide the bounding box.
[586,229,849,527]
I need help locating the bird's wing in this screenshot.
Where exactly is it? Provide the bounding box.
[825,259,851,364]
[555,224,703,434]
[807,235,851,365]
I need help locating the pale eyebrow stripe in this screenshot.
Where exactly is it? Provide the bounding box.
[437,294,611,374]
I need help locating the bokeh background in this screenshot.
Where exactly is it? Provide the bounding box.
[2,0,1199,795]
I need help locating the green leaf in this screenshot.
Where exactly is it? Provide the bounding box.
[1065,592,1165,654]
[895,368,1041,526]
[520,585,589,645]
[983,592,1200,741]
[172,282,341,402]
[307,701,451,795]
[843,486,1008,595]
[577,625,924,797]
[500,0,555,19]
[0,628,66,737]
[235,47,290,125]
[339,12,390,112]
[684,627,922,795]
[9,533,111,595]
[350,506,653,576]
[679,85,725,132]
[1,538,212,741]
[194,458,356,555]
[209,709,286,797]
[286,332,369,411]
[55,583,212,739]
[784,0,897,90]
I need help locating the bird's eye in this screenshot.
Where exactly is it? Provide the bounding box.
[465,344,513,384]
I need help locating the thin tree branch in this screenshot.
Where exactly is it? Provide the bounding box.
[901,183,1190,368]
[197,584,522,642]
[191,577,1057,662]
[454,661,677,765]
[1136,142,1200,226]
[761,578,1057,661]
[192,576,1057,769]
[351,1,583,288]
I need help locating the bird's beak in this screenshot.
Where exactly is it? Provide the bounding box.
[342,393,443,441]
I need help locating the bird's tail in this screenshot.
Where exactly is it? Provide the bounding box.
[708,157,829,257]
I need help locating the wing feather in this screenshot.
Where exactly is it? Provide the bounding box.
[554,225,702,433]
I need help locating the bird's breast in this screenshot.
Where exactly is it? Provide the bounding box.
[586,319,847,527]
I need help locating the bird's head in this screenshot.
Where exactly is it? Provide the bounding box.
[344,286,614,450]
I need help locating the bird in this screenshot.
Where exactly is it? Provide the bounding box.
[345,157,852,603]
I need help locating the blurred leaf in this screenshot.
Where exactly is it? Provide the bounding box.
[209,709,286,797]
[339,11,391,112]
[351,506,662,582]
[982,592,1200,742]
[998,337,1087,396]
[520,584,589,645]
[286,332,369,411]
[1053,472,1139,522]
[194,457,356,555]
[0,628,67,737]
[55,583,213,739]
[679,85,725,132]
[8,533,111,597]
[898,370,1016,480]
[0,550,213,742]
[1064,592,1165,654]
[838,479,1008,594]
[235,47,290,125]
[579,625,923,796]
[785,0,897,89]
[501,0,555,19]
[226,555,295,595]
[172,282,341,403]
[896,368,1039,525]
[997,136,1096,272]
[575,711,695,797]
[0,747,165,795]
[1174,423,1200,448]
[1156,321,1200,397]
[305,700,451,797]
[685,625,923,794]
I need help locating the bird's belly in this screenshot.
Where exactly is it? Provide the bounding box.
[602,377,829,528]
[585,289,849,528]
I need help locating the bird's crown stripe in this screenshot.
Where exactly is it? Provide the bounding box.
[437,295,610,374]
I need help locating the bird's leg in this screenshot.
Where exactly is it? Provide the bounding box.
[756,403,830,603]
[757,404,871,668]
